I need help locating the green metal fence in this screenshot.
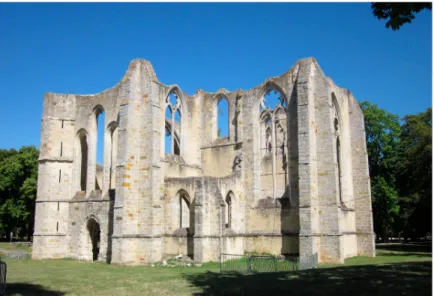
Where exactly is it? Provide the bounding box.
[220,253,318,274]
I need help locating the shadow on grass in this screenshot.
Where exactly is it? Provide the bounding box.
[378,252,431,257]
[5,283,65,296]
[184,261,432,296]
[376,241,432,253]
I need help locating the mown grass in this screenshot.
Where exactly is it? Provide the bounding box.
[221,256,302,273]
[0,242,431,296]
[0,242,31,252]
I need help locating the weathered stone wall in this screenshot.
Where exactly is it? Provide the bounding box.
[33,93,76,259]
[201,143,238,178]
[67,198,112,262]
[163,174,245,261]
[33,57,375,265]
[348,93,376,257]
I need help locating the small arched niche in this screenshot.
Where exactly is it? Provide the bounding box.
[225,191,235,229]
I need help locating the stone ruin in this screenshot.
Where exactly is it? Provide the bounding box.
[32,57,375,265]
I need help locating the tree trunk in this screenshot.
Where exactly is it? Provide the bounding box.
[27,214,34,242]
[382,224,389,243]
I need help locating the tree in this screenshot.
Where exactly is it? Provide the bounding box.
[360,101,401,241]
[395,108,432,239]
[372,3,432,31]
[0,146,39,241]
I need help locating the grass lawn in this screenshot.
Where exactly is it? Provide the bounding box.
[0,242,431,296]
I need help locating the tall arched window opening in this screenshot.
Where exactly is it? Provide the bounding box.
[165,107,172,154]
[332,94,344,206]
[78,130,88,192]
[174,109,181,155]
[109,123,118,190]
[336,137,342,204]
[165,90,182,155]
[259,86,288,199]
[217,96,229,139]
[95,108,105,191]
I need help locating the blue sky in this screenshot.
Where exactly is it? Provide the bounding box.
[0,3,432,158]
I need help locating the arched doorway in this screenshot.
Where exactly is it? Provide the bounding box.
[86,218,101,261]
[175,189,194,259]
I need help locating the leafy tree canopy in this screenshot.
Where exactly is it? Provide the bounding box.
[0,146,39,240]
[360,101,401,240]
[372,2,432,31]
[395,108,432,237]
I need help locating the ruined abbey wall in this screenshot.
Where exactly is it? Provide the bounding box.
[32,57,375,265]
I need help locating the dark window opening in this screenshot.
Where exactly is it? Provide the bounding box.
[79,132,88,192]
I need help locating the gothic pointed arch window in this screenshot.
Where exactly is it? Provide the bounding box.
[108,122,119,191]
[76,129,88,192]
[259,86,287,156]
[217,95,229,139]
[94,105,105,191]
[332,93,344,206]
[164,89,182,155]
[165,106,173,154]
[259,84,289,198]
[260,88,286,111]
